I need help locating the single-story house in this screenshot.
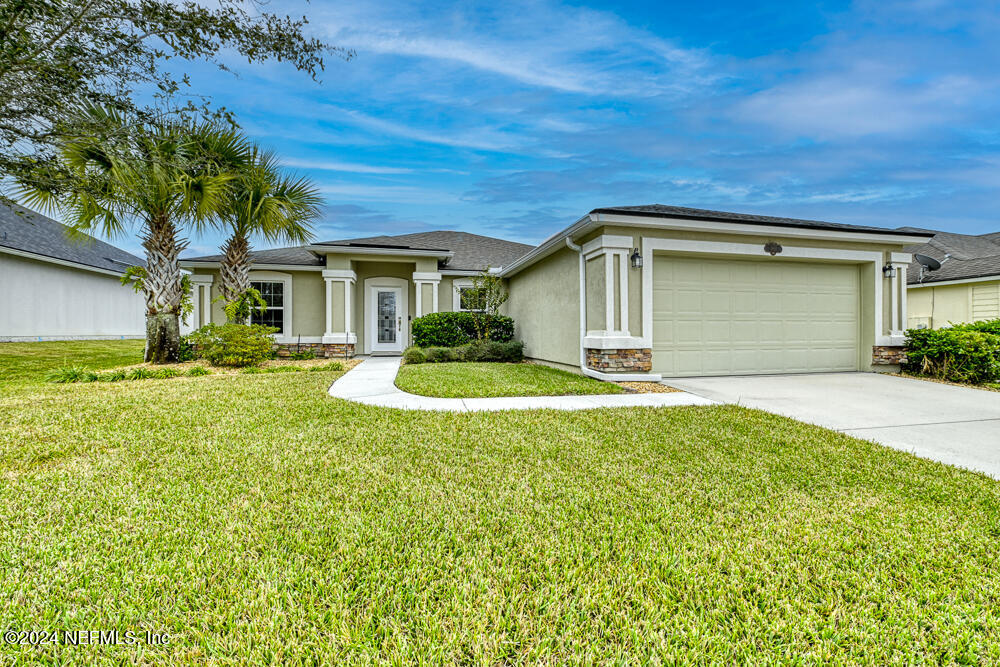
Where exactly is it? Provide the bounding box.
[180,205,931,380]
[903,227,1000,329]
[0,203,146,342]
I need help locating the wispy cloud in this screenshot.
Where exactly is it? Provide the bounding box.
[139,0,1000,257]
[281,158,415,174]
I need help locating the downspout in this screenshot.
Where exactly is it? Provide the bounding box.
[565,237,587,374]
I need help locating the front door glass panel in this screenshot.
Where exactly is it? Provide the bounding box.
[378,291,396,344]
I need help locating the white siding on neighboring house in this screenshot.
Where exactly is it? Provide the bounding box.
[0,252,145,341]
[972,283,1000,321]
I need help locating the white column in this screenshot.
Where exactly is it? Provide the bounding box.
[344,279,352,332]
[321,269,357,345]
[618,250,629,335]
[412,272,442,317]
[324,278,333,336]
[604,254,615,332]
[189,275,214,328]
[899,264,907,332]
[888,252,911,341]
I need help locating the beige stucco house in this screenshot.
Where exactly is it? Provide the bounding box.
[180,205,930,380]
[903,228,1000,329]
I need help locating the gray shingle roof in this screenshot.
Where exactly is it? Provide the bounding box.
[0,202,144,273]
[593,204,927,237]
[181,245,324,266]
[315,231,533,271]
[183,230,534,272]
[902,228,1000,284]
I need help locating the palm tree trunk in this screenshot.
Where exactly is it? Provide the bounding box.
[141,213,186,363]
[220,232,251,322]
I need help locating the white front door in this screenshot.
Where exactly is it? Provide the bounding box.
[370,286,404,353]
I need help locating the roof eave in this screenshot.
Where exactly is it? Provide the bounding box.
[0,244,135,277]
[908,273,1000,288]
[305,244,454,260]
[501,211,932,278]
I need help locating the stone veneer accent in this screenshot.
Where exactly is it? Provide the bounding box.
[585,348,652,373]
[274,342,355,358]
[872,345,906,366]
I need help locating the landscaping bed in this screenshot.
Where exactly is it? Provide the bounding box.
[394,361,625,398]
[2,342,1000,662]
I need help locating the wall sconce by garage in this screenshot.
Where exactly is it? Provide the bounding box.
[630,248,643,269]
[763,241,783,256]
[882,263,897,279]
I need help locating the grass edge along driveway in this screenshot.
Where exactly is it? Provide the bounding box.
[394,361,625,398]
[1,341,999,663]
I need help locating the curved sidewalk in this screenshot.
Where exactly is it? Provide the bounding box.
[328,357,715,412]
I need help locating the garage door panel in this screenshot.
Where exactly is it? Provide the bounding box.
[653,256,859,376]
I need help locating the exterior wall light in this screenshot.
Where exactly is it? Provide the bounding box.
[882,264,897,279]
[630,248,643,269]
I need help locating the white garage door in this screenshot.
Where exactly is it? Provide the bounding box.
[652,255,860,376]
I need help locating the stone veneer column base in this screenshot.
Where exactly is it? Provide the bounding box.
[274,342,355,358]
[871,345,906,373]
[585,348,652,373]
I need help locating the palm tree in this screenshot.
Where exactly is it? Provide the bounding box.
[216,147,321,321]
[19,105,249,362]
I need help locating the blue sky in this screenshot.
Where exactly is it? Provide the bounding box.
[136,0,1000,255]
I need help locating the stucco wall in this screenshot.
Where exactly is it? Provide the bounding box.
[907,279,1000,328]
[192,268,326,338]
[0,252,145,340]
[506,246,580,367]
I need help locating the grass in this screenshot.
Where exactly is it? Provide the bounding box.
[0,339,144,387]
[395,361,625,397]
[1,342,1000,662]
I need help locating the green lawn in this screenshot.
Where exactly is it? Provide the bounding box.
[0,339,144,388]
[395,361,624,397]
[2,342,1000,663]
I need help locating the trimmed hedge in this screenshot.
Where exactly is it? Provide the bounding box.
[187,323,278,367]
[904,319,1000,384]
[411,311,515,347]
[403,341,524,364]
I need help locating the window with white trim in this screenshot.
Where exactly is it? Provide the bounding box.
[250,280,285,333]
[458,285,486,312]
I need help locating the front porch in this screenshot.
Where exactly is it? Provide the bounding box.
[185,254,482,358]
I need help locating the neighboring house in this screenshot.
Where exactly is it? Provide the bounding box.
[180,205,930,380]
[902,227,1000,329]
[0,203,146,342]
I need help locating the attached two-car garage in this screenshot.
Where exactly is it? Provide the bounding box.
[651,255,861,377]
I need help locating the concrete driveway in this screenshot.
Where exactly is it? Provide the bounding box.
[664,372,1000,479]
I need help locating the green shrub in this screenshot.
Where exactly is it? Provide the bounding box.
[405,341,524,364]
[128,368,157,380]
[307,361,343,372]
[179,336,198,362]
[287,349,316,360]
[98,369,129,382]
[151,368,181,379]
[484,340,524,363]
[188,323,277,367]
[905,320,1000,384]
[423,346,460,363]
[411,312,515,347]
[186,366,210,377]
[45,366,93,383]
[402,346,427,364]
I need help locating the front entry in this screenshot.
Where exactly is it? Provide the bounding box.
[369,285,404,353]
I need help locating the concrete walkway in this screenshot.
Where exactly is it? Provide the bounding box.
[665,372,1000,479]
[329,357,714,412]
